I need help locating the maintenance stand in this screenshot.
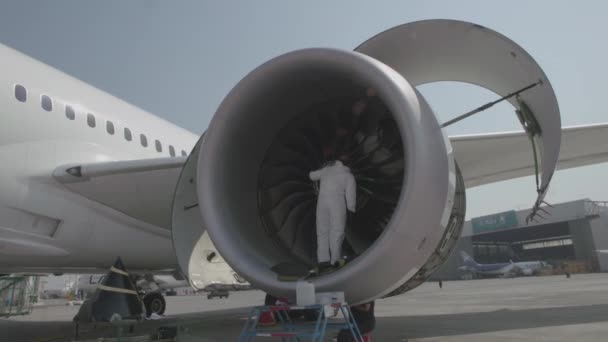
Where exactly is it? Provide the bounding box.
[239,302,364,341]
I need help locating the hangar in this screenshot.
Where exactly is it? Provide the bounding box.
[432,199,608,280]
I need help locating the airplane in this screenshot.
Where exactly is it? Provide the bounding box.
[76,274,186,296]
[70,274,186,314]
[458,251,550,278]
[2,19,608,311]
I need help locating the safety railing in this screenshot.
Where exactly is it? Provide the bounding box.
[0,275,40,317]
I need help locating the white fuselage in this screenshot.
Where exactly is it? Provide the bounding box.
[76,274,188,294]
[512,261,548,276]
[0,43,199,273]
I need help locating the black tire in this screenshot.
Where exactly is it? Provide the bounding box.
[143,293,166,317]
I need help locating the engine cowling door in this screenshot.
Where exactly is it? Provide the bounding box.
[356,19,561,219]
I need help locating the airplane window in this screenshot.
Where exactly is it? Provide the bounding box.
[155,140,163,153]
[169,145,176,157]
[106,121,115,135]
[14,84,27,102]
[140,134,148,147]
[41,95,53,112]
[124,128,132,141]
[65,105,75,120]
[181,150,187,157]
[87,113,96,128]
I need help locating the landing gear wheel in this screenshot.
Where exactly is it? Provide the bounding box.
[143,292,166,317]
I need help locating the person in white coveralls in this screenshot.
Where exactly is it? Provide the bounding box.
[309,158,357,272]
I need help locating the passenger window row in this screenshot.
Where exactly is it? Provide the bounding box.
[14,84,188,157]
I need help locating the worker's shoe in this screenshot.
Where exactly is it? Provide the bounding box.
[333,259,346,269]
[318,262,333,275]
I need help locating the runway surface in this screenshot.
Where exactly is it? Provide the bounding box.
[3,273,608,341]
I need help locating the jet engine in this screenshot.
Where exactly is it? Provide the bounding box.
[172,19,560,304]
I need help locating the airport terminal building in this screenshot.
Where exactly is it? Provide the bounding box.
[433,199,608,280]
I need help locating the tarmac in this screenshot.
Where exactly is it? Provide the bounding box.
[3,273,608,341]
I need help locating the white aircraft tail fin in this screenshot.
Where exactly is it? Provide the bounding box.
[459,251,478,267]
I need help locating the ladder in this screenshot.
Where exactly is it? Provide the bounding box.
[239,302,364,341]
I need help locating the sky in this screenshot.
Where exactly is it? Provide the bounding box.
[1,0,608,221]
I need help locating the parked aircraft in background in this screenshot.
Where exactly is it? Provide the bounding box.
[74,273,251,314]
[459,251,550,278]
[77,274,187,297]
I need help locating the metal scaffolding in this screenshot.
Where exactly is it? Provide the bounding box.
[0,275,40,317]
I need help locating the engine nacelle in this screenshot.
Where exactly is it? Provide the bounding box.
[173,47,464,304]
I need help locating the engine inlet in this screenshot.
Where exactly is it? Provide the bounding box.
[258,95,404,266]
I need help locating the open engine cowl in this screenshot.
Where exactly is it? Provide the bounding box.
[173,19,561,304]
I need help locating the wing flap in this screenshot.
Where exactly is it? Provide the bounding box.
[454,123,608,188]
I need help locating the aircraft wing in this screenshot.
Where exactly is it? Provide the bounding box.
[50,122,608,230]
[53,157,186,229]
[452,123,608,188]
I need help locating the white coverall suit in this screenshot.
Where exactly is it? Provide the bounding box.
[309,161,357,265]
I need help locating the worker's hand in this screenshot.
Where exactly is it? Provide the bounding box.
[352,100,366,115]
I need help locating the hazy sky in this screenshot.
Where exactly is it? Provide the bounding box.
[1,1,608,219]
